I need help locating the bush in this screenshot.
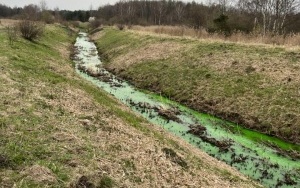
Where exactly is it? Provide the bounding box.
[213,14,231,37]
[99,175,114,188]
[41,11,55,24]
[19,20,44,41]
[90,19,102,30]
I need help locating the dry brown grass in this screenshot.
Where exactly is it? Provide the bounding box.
[130,25,300,47]
[110,42,184,73]
[0,19,20,29]
[21,165,58,185]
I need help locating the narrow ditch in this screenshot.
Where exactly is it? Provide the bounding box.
[73,32,300,188]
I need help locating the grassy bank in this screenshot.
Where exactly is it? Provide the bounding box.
[93,27,300,145]
[0,23,258,187]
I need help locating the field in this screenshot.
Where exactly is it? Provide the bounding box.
[0,22,259,187]
[130,25,300,47]
[94,27,300,144]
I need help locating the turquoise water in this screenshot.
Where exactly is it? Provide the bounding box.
[74,32,300,188]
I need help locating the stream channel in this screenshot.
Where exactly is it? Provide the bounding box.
[73,32,300,188]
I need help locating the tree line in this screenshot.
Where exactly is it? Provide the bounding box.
[1,0,300,35]
[0,3,93,23]
[96,0,300,35]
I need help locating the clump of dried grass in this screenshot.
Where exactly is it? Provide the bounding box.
[21,165,57,184]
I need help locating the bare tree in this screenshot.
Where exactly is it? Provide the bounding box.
[125,0,136,24]
[273,0,299,33]
[54,7,61,22]
[90,4,94,17]
[39,0,48,12]
[238,0,300,35]
[116,0,125,18]
[156,1,166,25]
[219,0,227,14]
[175,1,185,22]
[22,4,40,20]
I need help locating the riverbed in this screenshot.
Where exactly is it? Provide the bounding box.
[73,32,299,188]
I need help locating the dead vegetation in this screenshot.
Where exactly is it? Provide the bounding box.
[0,19,20,29]
[130,25,300,47]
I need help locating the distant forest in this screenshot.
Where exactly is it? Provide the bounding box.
[1,0,300,35]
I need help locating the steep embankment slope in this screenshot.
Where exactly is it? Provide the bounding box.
[0,24,258,187]
[94,27,300,144]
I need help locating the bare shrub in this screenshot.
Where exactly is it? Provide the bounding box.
[41,11,55,24]
[5,25,18,45]
[19,20,44,41]
[90,19,102,30]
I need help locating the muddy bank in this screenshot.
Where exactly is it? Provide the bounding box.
[187,124,233,152]
[106,69,299,145]
[188,99,298,145]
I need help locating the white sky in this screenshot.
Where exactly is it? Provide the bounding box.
[0,0,207,11]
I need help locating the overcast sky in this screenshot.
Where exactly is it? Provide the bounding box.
[1,0,208,11]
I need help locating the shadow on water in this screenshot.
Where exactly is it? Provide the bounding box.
[73,32,300,188]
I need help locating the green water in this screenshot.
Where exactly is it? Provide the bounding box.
[150,93,300,152]
[74,32,300,188]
